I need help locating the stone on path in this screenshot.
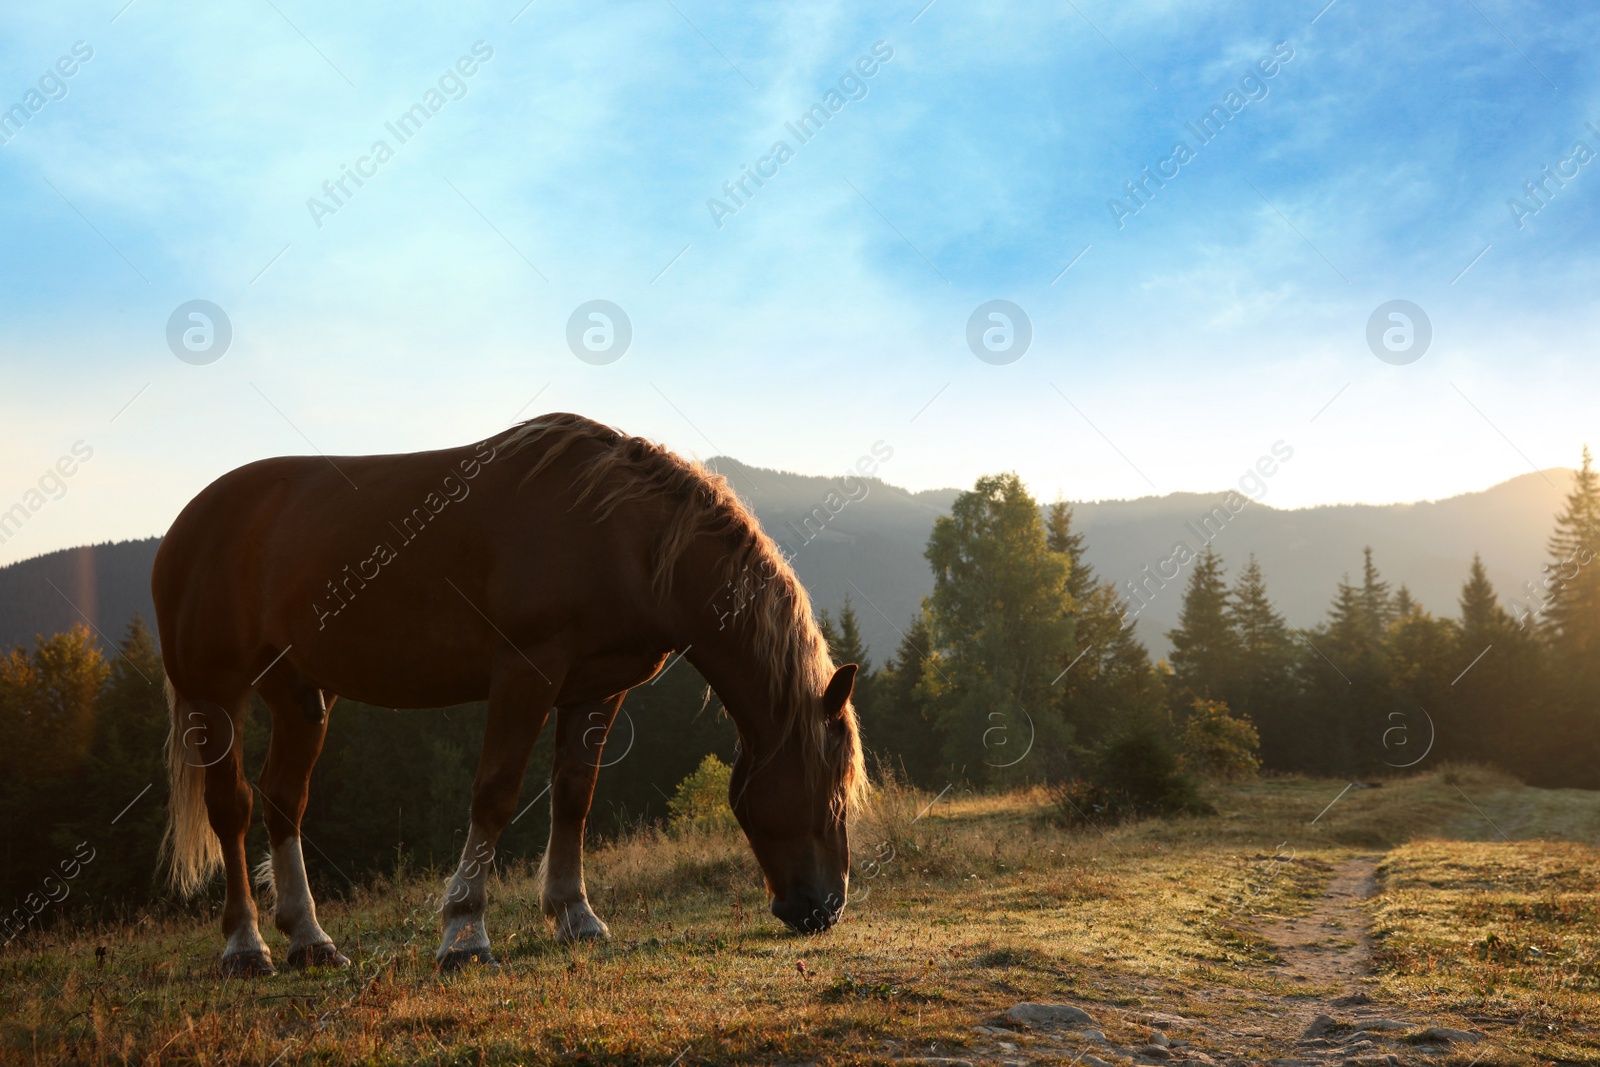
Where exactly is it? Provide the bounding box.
[1004,1003,1097,1029]
[1302,1015,1339,1039]
[1414,1026,1483,1044]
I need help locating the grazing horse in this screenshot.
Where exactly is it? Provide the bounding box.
[154,413,866,976]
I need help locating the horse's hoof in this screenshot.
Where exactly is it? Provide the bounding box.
[220,951,277,978]
[557,918,611,943]
[436,947,499,971]
[287,942,350,970]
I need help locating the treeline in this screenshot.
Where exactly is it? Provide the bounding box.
[835,450,1600,793]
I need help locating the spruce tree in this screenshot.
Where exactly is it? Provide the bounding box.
[1541,447,1600,657]
[1225,556,1298,769]
[833,596,871,673]
[1533,449,1600,785]
[863,611,944,785]
[1360,547,1396,633]
[1167,547,1239,706]
[1453,555,1541,774]
[824,596,873,720]
[1045,500,1164,748]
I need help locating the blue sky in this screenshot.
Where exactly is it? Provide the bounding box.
[2,0,1598,565]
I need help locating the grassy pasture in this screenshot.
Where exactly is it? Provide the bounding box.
[3,766,1597,1065]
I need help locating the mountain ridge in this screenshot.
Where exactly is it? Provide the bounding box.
[0,466,1576,664]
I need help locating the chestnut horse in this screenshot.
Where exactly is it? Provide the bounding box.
[154,413,865,976]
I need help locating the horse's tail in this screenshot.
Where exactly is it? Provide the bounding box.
[160,678,223,898]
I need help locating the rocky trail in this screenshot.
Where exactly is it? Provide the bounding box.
[899,857,1491,1067]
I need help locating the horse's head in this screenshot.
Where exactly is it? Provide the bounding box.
[730,663,862,934]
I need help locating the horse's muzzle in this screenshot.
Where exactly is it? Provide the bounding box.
[771,891,844,934]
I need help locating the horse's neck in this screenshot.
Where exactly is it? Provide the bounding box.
[677,554,786,743]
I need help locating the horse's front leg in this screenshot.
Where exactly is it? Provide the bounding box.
[437,658,561,969]
[540,693,624,941]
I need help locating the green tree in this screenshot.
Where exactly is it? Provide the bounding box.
[1540,448,1600,655]
[862,611,945,786]
[668,754,737,830]
[1178,698,1261,781]
[1384,598,1456,771]
[1045,500,1164,747]
[925,474,1073,783]
[1224,556,1299,769]
[1360,547,1397,633]
[1533,450,1600,785]
[1452,555,1542,775]
[1167,547,1239,707]
[0,625,110,918]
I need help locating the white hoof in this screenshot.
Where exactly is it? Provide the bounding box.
[553,901,610,942]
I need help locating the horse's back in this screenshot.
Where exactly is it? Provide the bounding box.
[152,455,332,688]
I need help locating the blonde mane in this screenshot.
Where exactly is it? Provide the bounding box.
[497,413,867,814]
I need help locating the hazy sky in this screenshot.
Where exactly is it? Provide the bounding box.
[2,0,1597,566]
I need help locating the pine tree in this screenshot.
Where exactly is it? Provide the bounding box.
[1225,556,1298,769]
[1386,606,1456,767]
[816,609,842,660]
[1360,547,1396,632]
[1541,447,1600,657]
[1452,555,1541,774]
[833,596,871,673]
[1531,449,1600,785]
[1045,501,1164,748]
[1167,547,1239,706]
[1046,500,1096,603]
[821,596,872,720]
[75,617,169,906]
[863,611,944,785]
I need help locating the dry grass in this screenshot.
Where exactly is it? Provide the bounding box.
[3,765,1597,1064]
[1373,839,1600,1064]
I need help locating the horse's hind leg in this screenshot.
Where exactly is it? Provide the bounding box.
[257,674,348,969]
[540,693,624,942]
[438,658,561,969]
[190,693,275,977]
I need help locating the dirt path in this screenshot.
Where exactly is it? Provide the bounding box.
[933,856,1488,1067]
[1255,855,1381,1013]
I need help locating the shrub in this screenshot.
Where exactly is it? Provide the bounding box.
[1179,699,1261,781]
[667,753,738,831]
[1046,722,1210,825]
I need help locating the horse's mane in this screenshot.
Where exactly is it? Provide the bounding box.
[495,413,866,815]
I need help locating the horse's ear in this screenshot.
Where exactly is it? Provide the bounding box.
[823,664,858,721]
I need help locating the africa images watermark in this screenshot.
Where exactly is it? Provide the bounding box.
[1506,121,1600,230]
[1107,41,1295,229]
[1,841,95,947]
[0,40,94,147]
[312,439,498,628]
[305,41,495,230]
[1117,440,1294,628]
[1507,543,1594,630]
[0,440,95,548]
[706,40,895,230]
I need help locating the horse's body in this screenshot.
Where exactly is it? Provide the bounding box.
[154,414,864,975]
